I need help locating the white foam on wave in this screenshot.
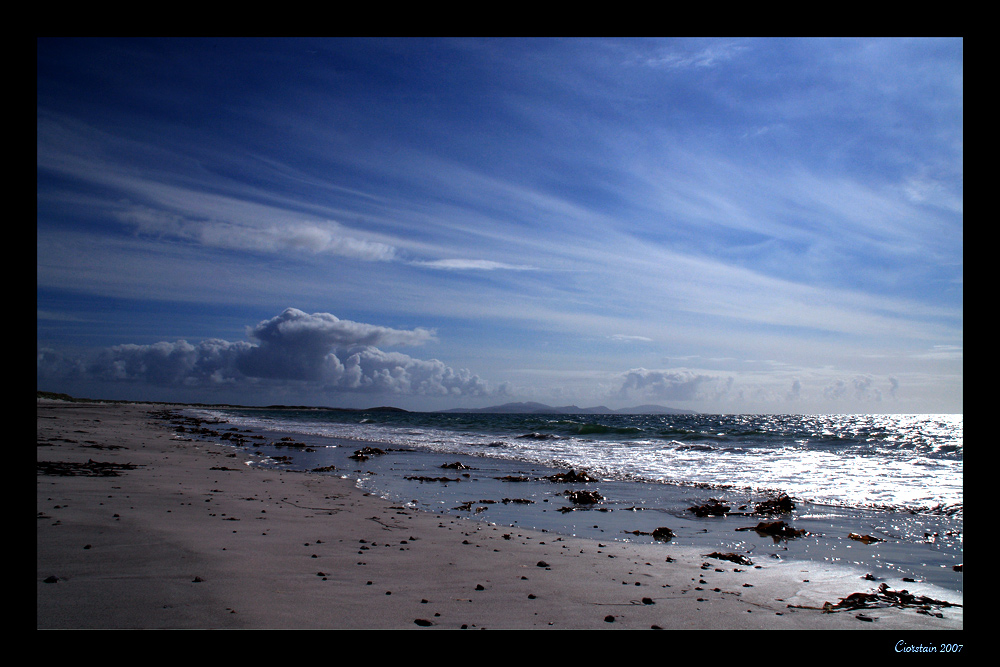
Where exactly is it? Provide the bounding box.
[194,408,962,514]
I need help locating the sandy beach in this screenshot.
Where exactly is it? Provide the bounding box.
[37,400,963,631]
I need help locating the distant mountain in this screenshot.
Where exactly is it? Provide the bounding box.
[440,402,696,415]
[263,404,409,413]
[619,404,698,415]
[441,401,554,413]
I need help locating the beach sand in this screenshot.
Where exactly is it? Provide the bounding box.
[37,400,963,631]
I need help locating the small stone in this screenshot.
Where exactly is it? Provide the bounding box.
[604,615,615,622]
[652,527,674,542]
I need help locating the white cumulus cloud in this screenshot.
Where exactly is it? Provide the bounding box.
[39,308,492,399]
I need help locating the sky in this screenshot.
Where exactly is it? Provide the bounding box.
[36,37,963,413]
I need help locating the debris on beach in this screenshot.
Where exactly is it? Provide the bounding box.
[80,443,125,450]
[789,582,962,615]
[546,469,598,484]
[405,475,461,483]
[453,497,533,511]
[688,499,731,517]
[350,447,386,461]
[623,527,675,542]
[37,459,142,477]
[564,489,604,504]
[848,532,885,544]
[453,500,493,511]
[736,520,807,540]
[219,431,251,445]
[496,475,531,482]
[704,552,754,566]
[440,461,473,469]
[687,492,797,519]
[754,493,795,515]
[273,437,314,450]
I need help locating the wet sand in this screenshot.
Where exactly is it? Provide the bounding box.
[37,400,963,630]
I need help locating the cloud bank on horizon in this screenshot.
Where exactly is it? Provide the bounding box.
[38,308,493,400]
[37,38,962,413]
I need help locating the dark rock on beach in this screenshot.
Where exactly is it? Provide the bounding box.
[688,499,731,517]
[623,527,675,542]
[350,447,386,461]
[565,489,603,505]
[704,552,754,566]
[546,469,597,484]
[736,520,806,540]
[652,527,675,542]
[440,461,473,470]
[754,493,795,515]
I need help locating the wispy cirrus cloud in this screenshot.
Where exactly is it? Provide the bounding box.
[37,113,533,272]
[37,38,962,412]
[638,40,748,69]
[610,334,653,343]
[414,259,536,271]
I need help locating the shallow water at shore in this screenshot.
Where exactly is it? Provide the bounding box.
[175,408,963,595]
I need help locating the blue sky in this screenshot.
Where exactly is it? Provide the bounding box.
[37,37,963,413]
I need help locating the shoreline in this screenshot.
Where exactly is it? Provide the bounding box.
[187,405,963,595]
[37,400,962,630]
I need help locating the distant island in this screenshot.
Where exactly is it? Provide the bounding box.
[440,401,697,415]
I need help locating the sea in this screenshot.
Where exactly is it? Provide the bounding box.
[180,408,963,595]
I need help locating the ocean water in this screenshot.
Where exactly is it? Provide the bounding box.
[182,408,963,593]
